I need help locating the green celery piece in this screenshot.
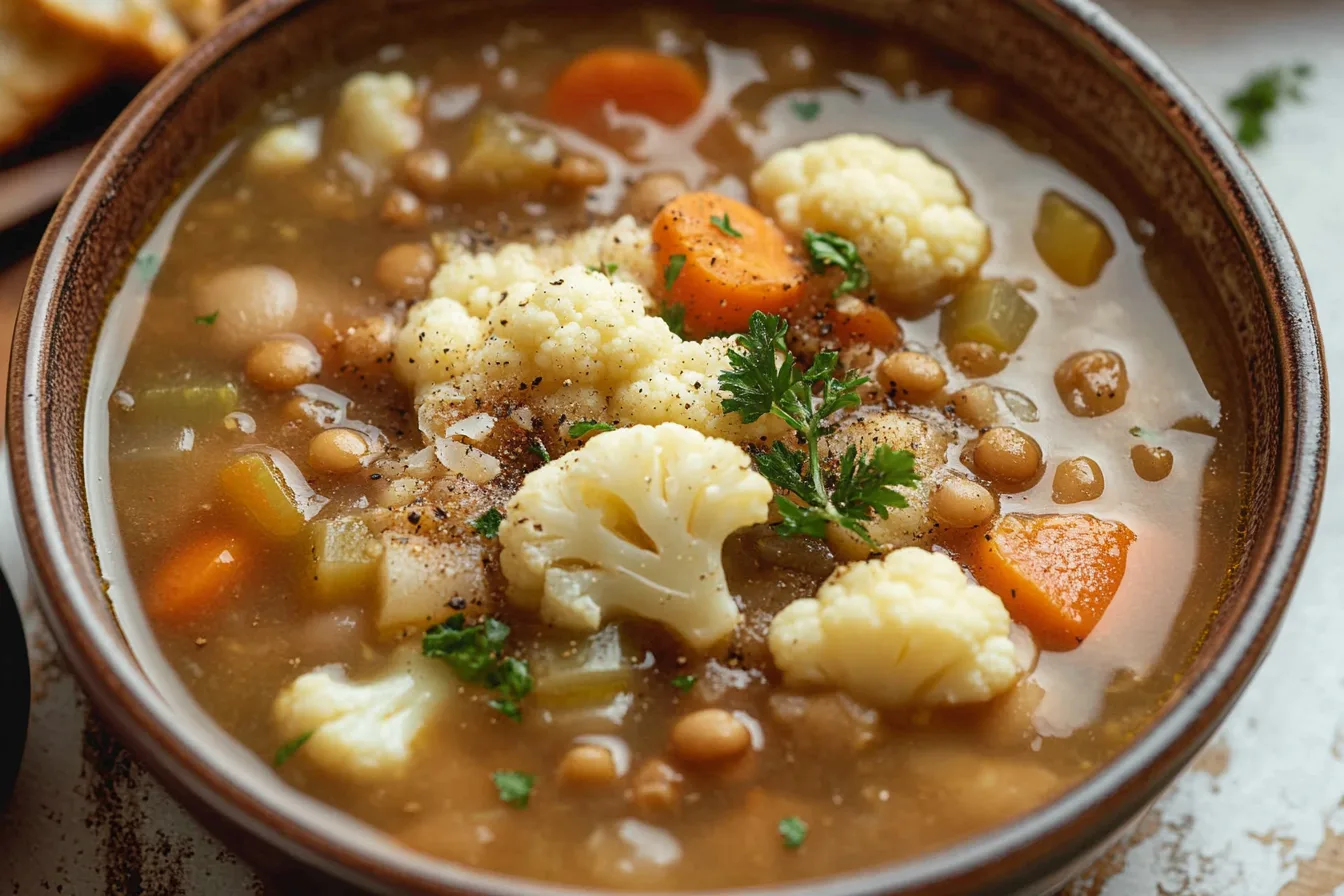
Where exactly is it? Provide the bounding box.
[130,382,239,428]
[309,517,379,604]
[939,279,1038,354]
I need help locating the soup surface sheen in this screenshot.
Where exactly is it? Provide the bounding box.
[98,7,1245,890]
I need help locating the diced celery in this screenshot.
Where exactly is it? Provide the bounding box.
[939,279,1038,354]
[1032,191,1115,287]
[532,625,633,709]
[309,517,381,605]
[454,110,561,194]
[128,382,238,428]
[219,453,306,538]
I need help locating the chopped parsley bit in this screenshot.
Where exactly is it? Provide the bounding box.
[779,815,808,849]
[710,213,743,238]
[493,770,535,807]
[722,312,919,546]
[664,253,687,291]
[194,311,220,326]
[586,263,619,275]
[528,440,551,463]
[568,420,616,438]
[671,674,697,693]
[1129,425,1160,441]
[660,303,688,339]
[423,614,534,721]
[789,97,822,122]
[273,730,314,768]
[802,230,870,297]
[470,507,505,538]
[1226,63,1312,148]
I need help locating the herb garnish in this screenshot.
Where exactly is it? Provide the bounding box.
[586,263,619,275]
[194,311,220,326]
[1226,63,1312,148]
[568,420,616,438]
[803,230,870,297]
[1129,425,1160,442]
[423,613,534,721]
[470,507,505,538]
[660,303,687,339]
[789,98,821,122]
[492,770,535,807]
[721,312,919,546]
[528,440,551,463]
[779,816,808,849]
[664,253,687,291]
[273,730,314,767]
[671,674,696,693]
[710,213,743,238]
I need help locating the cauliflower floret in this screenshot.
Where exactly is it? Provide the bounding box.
[752,134,989,301]
[821,411,951,549]
[333,71,422,166]
[246,119,322,176]
[272,647,451,782]
[499,423,773,649]
[769,548,1021,708]
[397,265,787,445]
[430,216,656,317]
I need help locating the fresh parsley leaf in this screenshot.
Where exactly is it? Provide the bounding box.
[1129,425,1161,441]
[721,311,919,545]
[586,263,619,275]
[779,815,808,849]
[491,656,534,701]
[664,253,687,291]
[488,697,522,722]
[671,674,697,693]
[1226,63,1312,148]
[803,230,870,297]
[568,420,616,438]
[528,440,551,463]
[789,98,821,122]
[470,507,505,538]
[660,303,687,339]
[710,213,743,238]
[194,311,220,326]
[423,614,535,721]
[492,770,534,808]
[273,730,313,768]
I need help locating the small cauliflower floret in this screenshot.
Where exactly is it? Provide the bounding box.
[752,134,990,301]
[499,423,773,649]
[821,411,950,550]
[428,216,657,318]
[333,71,422,167]
[768,548,1021,708]
[272,647,452,782]
[246,120,321,176]
[394,300,488,391]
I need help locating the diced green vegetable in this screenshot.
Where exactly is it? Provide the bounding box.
[219,453,306,538]
[532,625,633,708]
[129,382,238,428]
[1032,192,1114,287]
[308,517,380,604]
[939,279,1038,354]
[455,111,560,193]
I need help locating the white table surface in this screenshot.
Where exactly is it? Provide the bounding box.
[2,2,1340,892]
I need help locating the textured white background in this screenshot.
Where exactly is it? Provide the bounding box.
[1,1,1340,892]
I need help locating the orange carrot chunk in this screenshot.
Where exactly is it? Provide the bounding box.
[971,513,1134,651]
[653,191,806,336]
[147,532,248,625]
[546,48,705,137]
[825,297,903,350]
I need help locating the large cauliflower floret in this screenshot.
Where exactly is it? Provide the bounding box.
[271,647,452,782]
[768,548,1021,708]
[430,216,657,317]
[498,423,773,649]
[752,134,990,301]
[397,265,787,444]
[333,71,422,167]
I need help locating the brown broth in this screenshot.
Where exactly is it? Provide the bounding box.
[94,7,1245,890]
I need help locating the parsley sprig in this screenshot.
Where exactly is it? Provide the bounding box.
[721,312,919,546]
[422,614,533,721]
[803,230,870,297]
[1226,63,1312,148]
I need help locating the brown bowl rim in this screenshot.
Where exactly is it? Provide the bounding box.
[7,0,1329,893]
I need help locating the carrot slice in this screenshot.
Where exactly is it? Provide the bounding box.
[825,297,903,350]
[970,513,1134,651]
[147,532,248,625]
[653,191,806,336]
[546,48,705,137]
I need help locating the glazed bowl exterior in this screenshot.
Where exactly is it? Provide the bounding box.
[7,0,1328,893]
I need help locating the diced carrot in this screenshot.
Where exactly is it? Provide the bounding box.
[545,48,705,138]
[970,513,1135,651]
[825,297,903,350]
[147,532,248,624]
[653,192,807,336]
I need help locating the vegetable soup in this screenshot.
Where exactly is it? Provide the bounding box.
[96,6,1246,890]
